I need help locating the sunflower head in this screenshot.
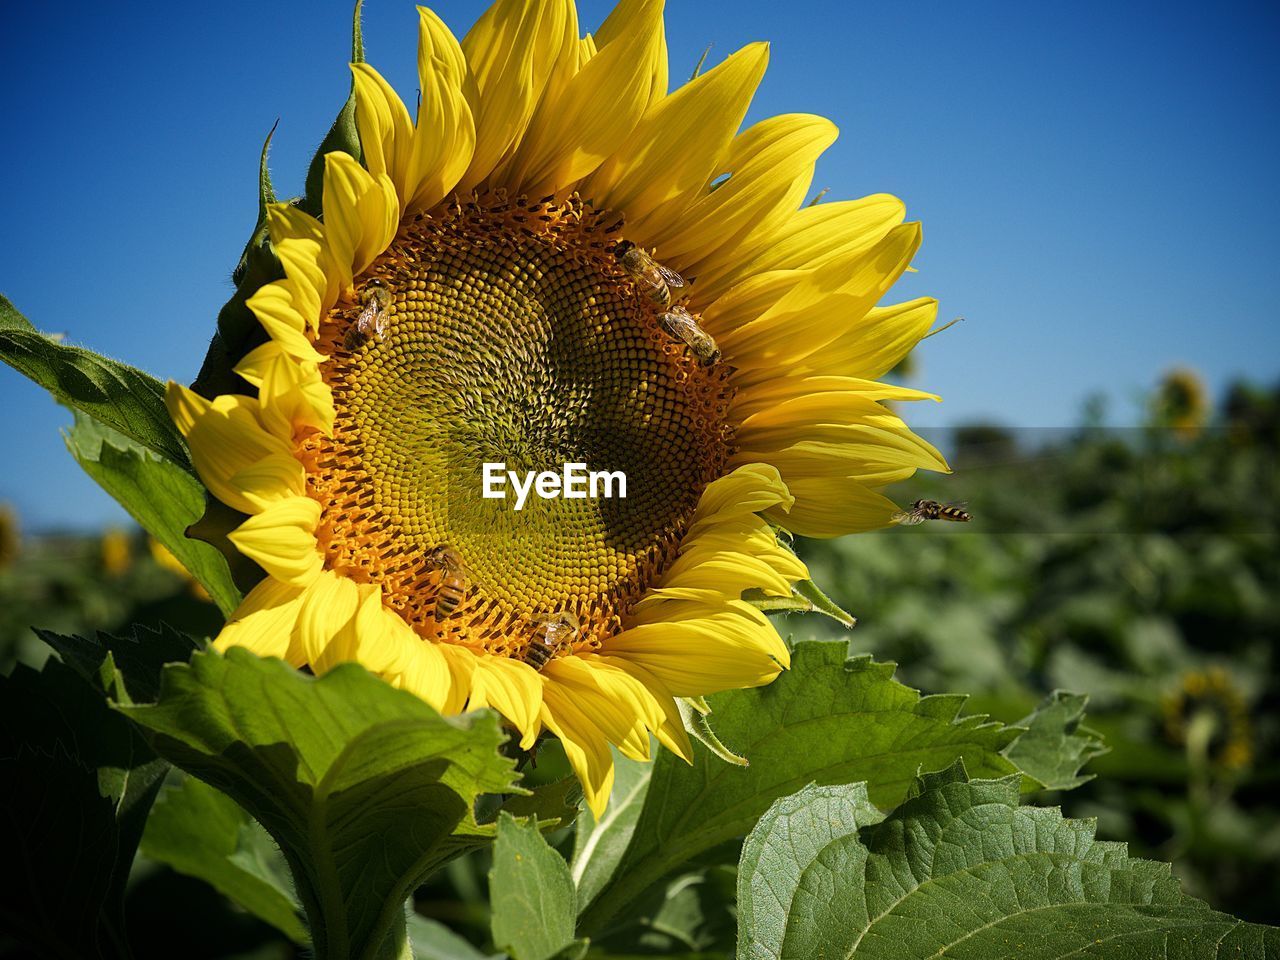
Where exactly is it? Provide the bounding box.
[170,0,946,813]
[101,527,133,578]
[0,503,17,572]
[1162,667,1253,772]
[1153,366,1210,439]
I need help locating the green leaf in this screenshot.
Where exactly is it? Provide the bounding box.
[736,762,1280,958]
[118,648,521,960]
[497,774,582,829]
[491,813,588,960]
[743,580,856,628]
[35,622,201,705]
[736,782,882,960]
[141,775,307,944]
[594,866,739,955]
[0,293,191,469]
[0,658,167,959]
[571,752,652,914]
[407,914,498,960]
[64,411,241,614]
[575,641,1027,935]
[1003,689,1108,791]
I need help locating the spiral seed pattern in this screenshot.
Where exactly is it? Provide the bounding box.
[298,192,734,658]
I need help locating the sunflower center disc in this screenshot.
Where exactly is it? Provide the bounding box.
[301,193,734,657]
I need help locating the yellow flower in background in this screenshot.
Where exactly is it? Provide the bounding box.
[168,0,946,813]
[149,538,213,602]
[0,503,18,572]
[101,527,133,577]
[1154,366,1210,439]
[1162,667,1253,772]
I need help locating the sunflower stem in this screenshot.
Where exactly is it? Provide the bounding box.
[367,907,412,960]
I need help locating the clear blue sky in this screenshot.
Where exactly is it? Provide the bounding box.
[3,1,1278,530]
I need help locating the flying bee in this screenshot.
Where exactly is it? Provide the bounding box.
[426,546,469,620]
[659,306,721,365]
[892,499,972,525]
[614,240,686,306]
[344,278,392,349]
[521,611,581,671]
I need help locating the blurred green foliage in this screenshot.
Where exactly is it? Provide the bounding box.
[1,378,1276,957]
[797,379,1280,926]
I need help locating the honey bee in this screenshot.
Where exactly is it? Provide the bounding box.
[344,278,392,349]
[614,240,686,306]
[892,499,972,525]
[659,306,721,365]
[521,611,581,671]
[426,546,469,620]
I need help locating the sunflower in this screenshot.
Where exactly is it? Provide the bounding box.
[168,0,946,814]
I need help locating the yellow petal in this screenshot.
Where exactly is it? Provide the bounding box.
[213,577,307,663]
[458,0,577,192]
[626,598,790,664]
[730,375,939,421]
[265,203,335,324]
[789,297,940,381]
[584,42,769,229]
[733,393,948,475]
[226,496,323,587]
[407,7,477,211]
[766,477,903,538]
[166,383,293,516]
[322,152,398,295]
[597,655,692,764]
[438,643,479,715]
[235,342,335,442]
[642,114,838,268]
[539,685,616,818]
[712,222,922,371]
[351,63,416,206]
[593,0,667,108]
[688,462,793,530]
[294,570,360,669]
[227,451,307,511]
[392,631,454,713]
[694,193,906,303]
[244,283,326,363]
[605,617,785,697]
[468,656,544,749]
[503,0,664,197]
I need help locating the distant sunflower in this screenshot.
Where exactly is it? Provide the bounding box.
[168,0,945,812]
[1154,367,1210,438]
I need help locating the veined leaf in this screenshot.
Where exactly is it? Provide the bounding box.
[0,658,167,959]
[736,762,1279,959]
[1004,689,1108,792]
[141,775,307,944]
[0,293,191,469]
[64,412,241,614]
[490,813,588,960]
[118,648,521,960]
[575,640,1025,934]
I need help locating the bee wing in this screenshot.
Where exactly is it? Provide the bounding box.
[891,510,926,525]
[661,308,696,333]
[356,300,378,335]
[655,263,686,290]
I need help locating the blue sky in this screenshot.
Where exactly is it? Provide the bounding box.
[2,0,1278,529]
